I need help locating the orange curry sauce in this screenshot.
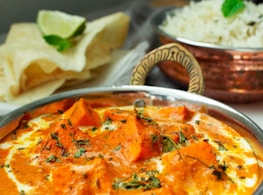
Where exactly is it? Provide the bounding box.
[0,98,260,194]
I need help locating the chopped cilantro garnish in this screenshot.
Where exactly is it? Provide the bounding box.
[195,120,200,125]
[50,132,64,148]
[212,169,224,180]
[56,142,63,148]
[218,161,228,172]
[162,135,178,152]
[113,145,122,151]
[67,119,72,126]
[112,171,161,191]
[214,140,227,151]
[20,190,26,195]
[178,131,187,144]
[60,124,66,129]
[74,148,86,158]
[57,109,64,114]
[37,138,43,145]
[120,119,127,123]
[50,132,59,141]
[151,134,159,143]
[91,127,98,132]
[46,155,60,163]
[72,139,90,148]
[45,174,50,181]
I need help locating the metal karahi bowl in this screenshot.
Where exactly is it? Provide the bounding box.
[1,87,263,194]
[150,6,263,104]
[0,43,263,194]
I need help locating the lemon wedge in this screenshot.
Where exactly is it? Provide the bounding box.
[37,10,86,39]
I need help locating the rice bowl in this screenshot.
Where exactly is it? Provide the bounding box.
[151,0,263,103]
[159,0,263,48]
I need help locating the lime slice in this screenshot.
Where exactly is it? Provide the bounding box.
[37,10,86,39]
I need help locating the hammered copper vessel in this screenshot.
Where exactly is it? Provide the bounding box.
[151,7,263,104]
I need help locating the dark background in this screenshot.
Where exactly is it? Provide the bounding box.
[0,0,151,33]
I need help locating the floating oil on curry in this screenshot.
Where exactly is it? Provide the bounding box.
[0,97,260,194]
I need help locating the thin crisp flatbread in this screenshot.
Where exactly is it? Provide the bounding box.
[0,12,130,105]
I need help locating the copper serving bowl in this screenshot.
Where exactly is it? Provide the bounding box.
[0,43,263,194]
[150,7,263,104]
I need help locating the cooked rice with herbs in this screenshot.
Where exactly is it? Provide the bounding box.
[159,0,263,48]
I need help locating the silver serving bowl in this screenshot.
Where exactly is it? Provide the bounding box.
[150,6,263,104]
[0,43,263,194]
[0,85,263,194]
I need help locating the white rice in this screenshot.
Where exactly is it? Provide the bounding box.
[159,0,263,48]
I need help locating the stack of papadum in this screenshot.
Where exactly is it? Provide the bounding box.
[0,12,130,105]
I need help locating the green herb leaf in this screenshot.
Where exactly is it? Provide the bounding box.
[151,134,159,143]
[67,119,72,126]
[50,132,59,141]
[214,140,227,151]
[113,145,122,151]
[218,161,228,172]
[91,127,98,132]
[46,155,60,163]
[20,190,26,195]
[37,138,43,145]
[212,169,224,180]
[178,131,187,144]
[103,117,113,125]
[75,139,89,146]
[45,174,50,181]
[120,119,127,123]
[43,35,72,51]
[221,0,246,17]
[74,148,86,158]
[112,171,161,191]
[60,123,66,129]
[50,132,64,148]
[162,135,178,153]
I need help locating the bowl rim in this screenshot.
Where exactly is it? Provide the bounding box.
[1,85,262,136]
[150,6,263,51]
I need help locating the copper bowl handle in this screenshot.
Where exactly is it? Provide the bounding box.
[130,43,204,95]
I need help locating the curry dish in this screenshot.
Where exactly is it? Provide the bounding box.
[0,97,260,194]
